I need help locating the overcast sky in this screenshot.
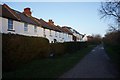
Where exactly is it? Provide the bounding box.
[2,2,110,37]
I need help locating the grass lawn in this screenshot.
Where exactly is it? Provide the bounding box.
[3,45,95,79]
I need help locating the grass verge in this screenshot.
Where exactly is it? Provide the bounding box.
[3,45,95,79]
[104,44,120,73]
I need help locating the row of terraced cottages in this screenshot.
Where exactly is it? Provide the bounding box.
[0,4,87,43]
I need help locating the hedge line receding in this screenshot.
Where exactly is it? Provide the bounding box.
[50,42,88,56]
[3,34,88,72]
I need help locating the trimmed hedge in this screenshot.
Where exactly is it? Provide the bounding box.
[64,42,87,53]
[3,34,88,72]
[50,42,88,56]
[3,34,50,71]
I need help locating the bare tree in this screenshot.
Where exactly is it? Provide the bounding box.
[99,0,120,30]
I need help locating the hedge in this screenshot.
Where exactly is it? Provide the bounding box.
[50,42,88,56]
[3,34,88,72]
[2,34,50,71]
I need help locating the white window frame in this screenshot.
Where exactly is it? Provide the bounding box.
[8,19,14,31]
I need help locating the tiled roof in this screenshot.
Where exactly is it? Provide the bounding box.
[47,23,62,32]
[14,10,39,26]
[63,26,84,36]
[1,4,40,26]
[39,19,55,30]
[1,4,20,21]
[62,27,73,35]
[56,25,67,33]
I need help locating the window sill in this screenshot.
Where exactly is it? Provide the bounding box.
[7,29,15,32]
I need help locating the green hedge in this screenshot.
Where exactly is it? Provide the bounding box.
[3,34,88,72]
[50,42,88,56]
[2,34,50,71]
[103,31,120,73]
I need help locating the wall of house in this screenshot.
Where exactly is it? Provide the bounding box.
[37,27,44,37]
[14,21,24,35]
[69,34,73,41]
[54,31,59,42]
[64,33,69,42]
[45,28,52,43]
[0,17,2,33]
[63,33,67,42]
[50,30,55,43]
[79,35,83,41]
[73,33,83,42]
[68,34,73,42]
[57,32,60,42]
[2,18,13,34]
[70,28,83,42]
[1,17,44,37]
[50,30,64,43]
[1,17,74,43]
[59,32,64,42]
[82,35,88,42]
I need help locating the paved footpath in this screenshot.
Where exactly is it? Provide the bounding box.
[60,45,119,78]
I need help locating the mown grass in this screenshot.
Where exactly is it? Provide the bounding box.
[3,45,95,79]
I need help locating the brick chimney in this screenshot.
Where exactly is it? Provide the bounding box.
[48,19,54,25]
[23,8,32,16]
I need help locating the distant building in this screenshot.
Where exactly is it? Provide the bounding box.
[86,36,93,41]
[62,26,87,42]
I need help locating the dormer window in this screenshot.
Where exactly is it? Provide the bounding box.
[8,19,14,31]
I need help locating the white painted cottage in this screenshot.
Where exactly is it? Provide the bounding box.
[0,4,86,43]
[62,27,87,42]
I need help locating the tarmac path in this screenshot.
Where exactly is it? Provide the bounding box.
[60,45,119,78]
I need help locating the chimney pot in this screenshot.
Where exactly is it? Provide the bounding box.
[23,7,32,16]
[48,19,54,25]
